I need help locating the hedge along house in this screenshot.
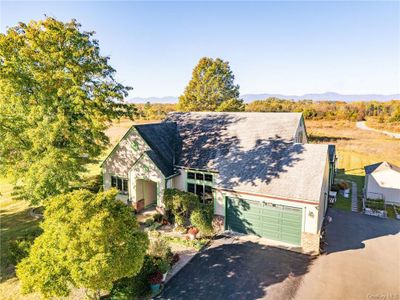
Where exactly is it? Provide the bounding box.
[102,112,334,254]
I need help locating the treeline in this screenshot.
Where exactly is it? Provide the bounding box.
[245,98,400,122]
[136,102,177,120]
[135,98,400,122]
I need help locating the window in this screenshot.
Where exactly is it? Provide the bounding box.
[195,173,204,180]
[187,183,195,193]
[195,184,204,196]
[204,174,213,182]
[111,175,128,194]
[204,185,212,194]
[186,170,214,205]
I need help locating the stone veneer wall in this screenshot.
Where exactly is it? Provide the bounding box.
[301,232,320,255]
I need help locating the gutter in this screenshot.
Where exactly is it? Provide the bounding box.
[216,187,320,206]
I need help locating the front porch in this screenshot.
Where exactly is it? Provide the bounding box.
[133,178,159,212]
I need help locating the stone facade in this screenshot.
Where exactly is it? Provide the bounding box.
[301,232,320,255]
[212,215,225,233]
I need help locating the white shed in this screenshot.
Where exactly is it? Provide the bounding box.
[364,161,400,205]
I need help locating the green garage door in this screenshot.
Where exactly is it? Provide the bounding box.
[226,197,303,246]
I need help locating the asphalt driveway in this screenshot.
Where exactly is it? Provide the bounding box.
[159,209,400,300]
[159,235,314,300]
[295,209,400,300]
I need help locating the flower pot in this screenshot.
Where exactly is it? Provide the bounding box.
[150,283,161,294]
[188,233,197,240]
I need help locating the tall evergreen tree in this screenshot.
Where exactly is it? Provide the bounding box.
[0,18,135,204]
[178,57,244,112]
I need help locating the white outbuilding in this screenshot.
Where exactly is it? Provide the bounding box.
[364,161,400,205]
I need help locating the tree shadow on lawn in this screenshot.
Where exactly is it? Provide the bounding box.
[0,207,41,282]
[159,240,314,300]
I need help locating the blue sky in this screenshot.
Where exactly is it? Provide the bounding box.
[1,1,399,98]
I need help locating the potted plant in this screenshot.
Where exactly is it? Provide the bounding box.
[148,271,163,294]
[188,227,199,240]
[157,259,171,282]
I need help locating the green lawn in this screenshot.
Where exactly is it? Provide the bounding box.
[332,192,352,211]
[0,177,42,299]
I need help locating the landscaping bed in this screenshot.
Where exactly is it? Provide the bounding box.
[364,199,387,218]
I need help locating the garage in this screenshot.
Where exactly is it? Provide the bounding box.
[226,197,303,245]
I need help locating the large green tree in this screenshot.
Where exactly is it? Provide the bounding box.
[178,57,244,112]
[0,18,134,204]
[16,189,148,299]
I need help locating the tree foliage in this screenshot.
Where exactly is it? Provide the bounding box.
[190,205,214,235]
[245,98,400,122]
[0,18,135,204]
[178,57,244,112]
[16,189,148,298]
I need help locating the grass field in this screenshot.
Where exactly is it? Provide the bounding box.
[307,120,400,212]
[365,117,400,134]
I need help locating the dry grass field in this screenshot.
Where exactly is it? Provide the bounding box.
[365,117,400,134]
[306,120,400,210]
[306,120,400,170]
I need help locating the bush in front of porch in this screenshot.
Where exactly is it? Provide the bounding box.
[163,189,214,236]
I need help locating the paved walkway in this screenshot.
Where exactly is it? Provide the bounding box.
[350,181,358,212]
[356,121,400,139]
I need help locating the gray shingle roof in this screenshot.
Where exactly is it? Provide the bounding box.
[164,112,303,169]
[163,112,328,202]
[214,142,328,202]
[364,161,400,174]
[134,123,178,177]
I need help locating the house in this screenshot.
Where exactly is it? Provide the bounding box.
[364,161,400,205]
[102,112,334,254]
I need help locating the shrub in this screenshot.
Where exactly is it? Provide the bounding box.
[190,205,214,235]
[163,189,200,225]
[9,227,43,264]
[156,258,170,274]
[148,222,162,231]
[173,224,187,234]
[148,230,161,239]
[110,255,158,299]
[145,217,155,227]
[338,181,350,190]
[148,271,163,285]
[147,239,172,261]
[331,184,340,192]
[174,215,185,226]
[366,199,385,211]
[153,213,163,223]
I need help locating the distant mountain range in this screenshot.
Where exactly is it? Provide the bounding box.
[128,92,400,104]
